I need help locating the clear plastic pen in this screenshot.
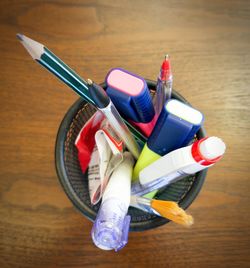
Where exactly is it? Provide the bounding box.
[155,55,173,115]
[87,79,141,159]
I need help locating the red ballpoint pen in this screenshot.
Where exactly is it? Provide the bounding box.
[154,55,173,115]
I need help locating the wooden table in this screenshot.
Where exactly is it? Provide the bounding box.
[1,1,250,267]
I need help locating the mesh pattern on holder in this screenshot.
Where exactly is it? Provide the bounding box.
[55,80,206,231]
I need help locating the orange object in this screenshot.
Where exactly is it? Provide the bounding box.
[151,199,194,227]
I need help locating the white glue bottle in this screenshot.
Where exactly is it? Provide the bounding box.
[91,152,134,251]
[131,137,226,196]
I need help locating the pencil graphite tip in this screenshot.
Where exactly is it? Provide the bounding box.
[16,33,23,41]
[16,33,44,60]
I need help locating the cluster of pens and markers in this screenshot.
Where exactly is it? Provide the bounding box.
[16,35,225,252]
[77,57,226,252]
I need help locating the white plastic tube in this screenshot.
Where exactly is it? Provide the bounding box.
[91,152,134,251]
[131,137,226,196]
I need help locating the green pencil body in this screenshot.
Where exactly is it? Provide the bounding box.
[39,48,94,105]
[17,34,146,144]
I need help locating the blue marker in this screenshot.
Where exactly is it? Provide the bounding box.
[106,68,156,137]
[132,99,204,198]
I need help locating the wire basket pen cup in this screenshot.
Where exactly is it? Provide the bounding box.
[55,80,207,231]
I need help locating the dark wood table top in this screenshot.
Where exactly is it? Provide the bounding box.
[1,1,250,267]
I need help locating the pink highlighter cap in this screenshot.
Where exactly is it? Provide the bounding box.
[107,69,144,96]
[106,68,155,124]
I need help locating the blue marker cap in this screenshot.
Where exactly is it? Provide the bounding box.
[147,99,204,155]
[106,68,155,123]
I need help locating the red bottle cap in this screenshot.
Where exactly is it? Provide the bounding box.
[191,137,225,166]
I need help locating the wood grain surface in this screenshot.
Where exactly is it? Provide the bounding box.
[0,0,250,267]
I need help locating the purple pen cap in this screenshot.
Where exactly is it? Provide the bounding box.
[91,198,131,252]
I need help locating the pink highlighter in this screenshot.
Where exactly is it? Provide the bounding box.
[106,68,156,137]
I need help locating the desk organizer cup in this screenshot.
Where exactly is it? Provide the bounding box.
[55,80,207,231]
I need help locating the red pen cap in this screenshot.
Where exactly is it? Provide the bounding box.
[191,137,226,166]
[160,55,172,81]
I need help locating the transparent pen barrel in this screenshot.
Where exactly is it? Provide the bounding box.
[155,77,173,115]
[100,103,140,159]
[164,80,172,100]
[131,172,187,196]
[155,78,166,115]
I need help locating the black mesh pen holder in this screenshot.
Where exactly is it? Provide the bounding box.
[55,80,207,232]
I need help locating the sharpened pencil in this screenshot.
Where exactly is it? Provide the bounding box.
[17,33,146,143]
